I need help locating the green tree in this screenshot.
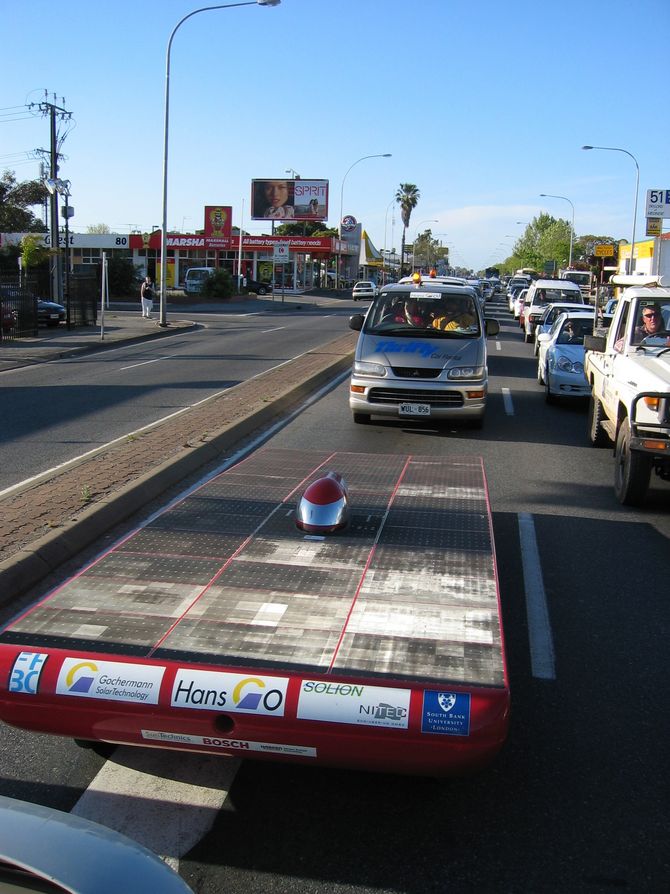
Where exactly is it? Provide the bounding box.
[274,221,337,238]
[395,183,420,275]
[201,268,234,300]
[20,233,49,270]
[107,256,139,297]
[0,170,48,233]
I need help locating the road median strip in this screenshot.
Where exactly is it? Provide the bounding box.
[0,333,356,604]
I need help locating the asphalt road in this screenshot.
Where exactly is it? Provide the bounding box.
[0,294,668,894]
[0,305,351,491]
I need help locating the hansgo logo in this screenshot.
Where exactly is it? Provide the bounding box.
[172,670,287,716]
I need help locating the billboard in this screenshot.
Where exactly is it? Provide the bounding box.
[251,179,328,222]
[204,205,232,239]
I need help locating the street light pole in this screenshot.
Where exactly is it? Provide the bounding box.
[337,153,391,290]
[159,1,280,327]
[540,193,575,268]
[582,144,640,273]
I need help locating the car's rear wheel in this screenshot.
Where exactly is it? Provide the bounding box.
[614,417,652,506]
[353,412,371,424]
[587,394,610,447]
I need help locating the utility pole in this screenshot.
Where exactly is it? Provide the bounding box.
[31,93,71,303]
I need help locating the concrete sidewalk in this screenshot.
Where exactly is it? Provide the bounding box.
[0,310,357,604]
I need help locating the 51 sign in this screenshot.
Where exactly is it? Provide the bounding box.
[645,189,670,218]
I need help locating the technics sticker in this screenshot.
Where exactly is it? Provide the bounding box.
[421,690,471,736]
[142,729,316,757]
[9,652,49,695]
[297,680,410,729]
[56,658,165,705]
[171,669,288,716]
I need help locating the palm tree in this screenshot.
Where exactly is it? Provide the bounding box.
[395,183,420,275]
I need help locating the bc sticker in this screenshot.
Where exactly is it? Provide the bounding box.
[421,690,470,736]
[9,652,49,695]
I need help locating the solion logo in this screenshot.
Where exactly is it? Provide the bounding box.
[65,661,98,693]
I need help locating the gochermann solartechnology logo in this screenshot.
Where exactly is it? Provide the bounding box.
[56,658,165,704]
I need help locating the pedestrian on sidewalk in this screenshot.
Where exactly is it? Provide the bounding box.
[140,276,154,318]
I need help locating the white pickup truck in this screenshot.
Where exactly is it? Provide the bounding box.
[584,278,670,506]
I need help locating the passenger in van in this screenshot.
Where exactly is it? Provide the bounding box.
[432,296,476,331]
[404,297,431,327]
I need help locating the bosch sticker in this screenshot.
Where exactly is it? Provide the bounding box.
[142,729,315,757]
[421,690,471,736]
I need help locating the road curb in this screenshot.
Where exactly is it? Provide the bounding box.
[0,339,355,604]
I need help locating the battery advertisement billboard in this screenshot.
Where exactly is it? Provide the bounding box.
[251,179,328,222]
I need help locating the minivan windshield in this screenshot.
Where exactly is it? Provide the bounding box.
[365,289,480,337]
[534,287,582,307]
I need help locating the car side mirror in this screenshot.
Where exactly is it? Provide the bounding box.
[349,314,364,332]
[537,332,550,344]
[485,318,500,337]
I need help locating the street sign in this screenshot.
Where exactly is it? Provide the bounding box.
[645,189,670,219]
[595,244,615,257]
[273,242,289,264]
[646,217,662,237]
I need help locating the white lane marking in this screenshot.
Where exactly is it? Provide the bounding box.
[0,348,325,501]
[518,512,556,680]
[120,353,181,371]
[260,326,286,333]
[72,747,240,870]
[501,387,514,415]
[496,340,501,351]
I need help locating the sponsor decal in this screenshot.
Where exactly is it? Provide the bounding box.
[374,338,451,360]
[171,670,288,716]
[297,680,410,729]
[141,729,315,757]
[421,690,471,736]
[56,658,164,705]
[9,651,48,695]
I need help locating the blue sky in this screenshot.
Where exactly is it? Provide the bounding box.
[2,0,667,271]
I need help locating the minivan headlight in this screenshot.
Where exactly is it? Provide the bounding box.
[353,361,387,377]
[447,366,484,380]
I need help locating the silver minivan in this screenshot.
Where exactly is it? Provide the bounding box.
[348,282,500,427]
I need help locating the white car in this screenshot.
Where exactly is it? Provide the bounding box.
[536,311,594,403]
[513,287,528,319]
[352,281,378,301]
[523,279,584,342]
[532,302,591,356]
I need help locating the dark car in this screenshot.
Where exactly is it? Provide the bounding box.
[245,278,272,295]
[37,298,66,326]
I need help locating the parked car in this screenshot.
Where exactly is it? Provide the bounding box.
[1,302,16,332]
[352,281,378,301]
[536,311,594,403]
[245,278,272,295]
[37,298,66,326]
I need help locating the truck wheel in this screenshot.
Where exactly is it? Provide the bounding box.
[587,395,610,447]
[614,417,652,506]
[353,412,371,424]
